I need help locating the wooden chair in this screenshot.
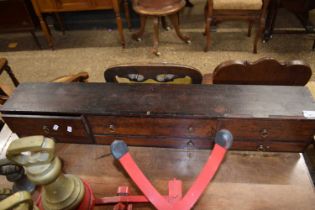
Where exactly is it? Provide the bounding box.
[203,57,312,85]
[104,63,202,84]
[0,58,89,104]
[132,0,190,56]
[0,58,20,104]
[204,0,271,53]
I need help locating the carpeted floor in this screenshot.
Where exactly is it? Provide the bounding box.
[0,0,315,84]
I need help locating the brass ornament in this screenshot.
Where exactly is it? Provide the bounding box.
[6,136,85,210]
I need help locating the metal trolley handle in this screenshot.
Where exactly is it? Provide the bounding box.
[110,129,233,210]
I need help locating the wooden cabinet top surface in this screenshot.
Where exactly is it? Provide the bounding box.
[1,83,315,119]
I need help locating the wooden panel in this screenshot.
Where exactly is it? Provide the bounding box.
[212,58,312,86]
[34,0,114,11]
[55,0,93,10]
[2,83,315,119]
[94,0,113,8]
[3,115,93,144]
[219,119,315,142]
[88,116,217,138]
[33,0,57,11]
[0,0,34,32]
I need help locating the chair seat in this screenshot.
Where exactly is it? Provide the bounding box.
[213,0,263,10]
[133,0,185,16]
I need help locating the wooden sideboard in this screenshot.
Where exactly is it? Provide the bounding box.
[30,0,128,48]
[264,0,315,41]
[1,83,315,153]
[0,0,40,48]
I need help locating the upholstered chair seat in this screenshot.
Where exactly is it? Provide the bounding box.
[204,0,270,53]
[213,0,263,10]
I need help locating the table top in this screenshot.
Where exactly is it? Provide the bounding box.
[52,144,315,209]
[2,83,315,119]
[1,143,314,209]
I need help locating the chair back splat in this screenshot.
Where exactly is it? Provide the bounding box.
[212,57,312,86]
[104,63,203,84]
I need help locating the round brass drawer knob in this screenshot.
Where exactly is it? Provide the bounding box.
[109,124,116,132]
[42,125,50,134]
[257,144,270,152]
[257,144,265,151]
[260,128,269,138]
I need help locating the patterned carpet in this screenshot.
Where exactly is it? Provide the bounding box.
[0,0,314,85]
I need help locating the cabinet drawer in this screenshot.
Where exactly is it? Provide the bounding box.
[94,0,113,8]
[94,135,214,149]
[231,141,308,153]
[35,0,57,11]
[3,115,92,143]
[219,119,315,142]
[87,116,217,138]
[55,0,92,10]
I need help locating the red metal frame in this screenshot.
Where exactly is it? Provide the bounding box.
[96,143,229,210]
[37,130,233,210]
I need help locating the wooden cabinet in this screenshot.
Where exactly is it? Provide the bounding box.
[1,83,315,153]
[30,0,129,47]
[0,0,40,47]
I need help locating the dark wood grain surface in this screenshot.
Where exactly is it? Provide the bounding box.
[2,83,315,152]
[2,83,315,119]
[61,145,315,210]
[1,144,314,209]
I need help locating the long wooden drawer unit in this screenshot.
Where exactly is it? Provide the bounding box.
[1,83,315,152]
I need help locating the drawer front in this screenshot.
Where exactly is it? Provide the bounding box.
[94,135,308,152]
[88,116,217,138]
[94,135,214,149]
[56,0,92,10]
[231,141,308,153]
[94,0,113,8]
[219,119,315,142]
[3,115,92,143]
[34,0,57,11]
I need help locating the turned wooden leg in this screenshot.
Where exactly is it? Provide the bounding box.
[248,21,253,37]
[204,16,212,52]
[132,15,147,41]
[112,0,126,48]
[203,2,208,36]
[30,0,53,48]
[161,17,171,31]
[169,13,190,44]
[54,13,66,35]
[265,2,279,41]
[124,0,132,30]
[152,16,160,56]
[30,31,41,49]
[37,13,53,48]
[253,17,266,54]
[313,39,315,51]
